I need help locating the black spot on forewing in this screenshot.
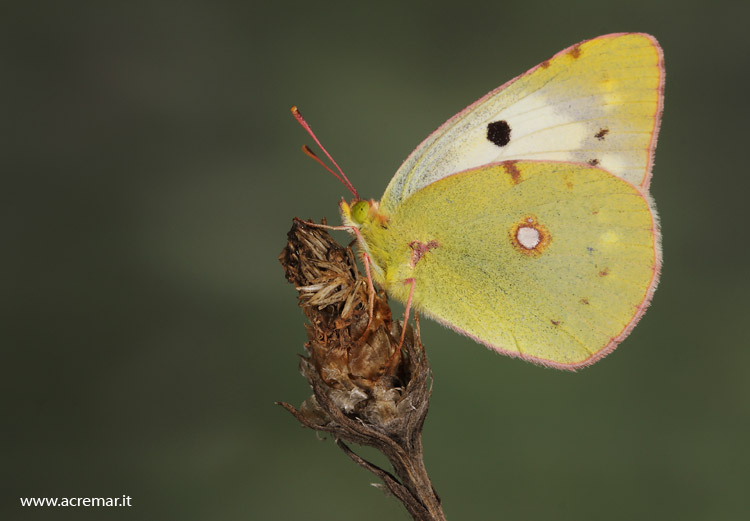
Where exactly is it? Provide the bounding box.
[595,128,609,141]
[588,158,600,166]
[487,120,511,147]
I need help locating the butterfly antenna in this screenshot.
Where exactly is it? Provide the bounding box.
[300,145,348,187]
[291,106,359,199]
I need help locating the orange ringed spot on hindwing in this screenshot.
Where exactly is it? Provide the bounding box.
[509,215,551,257]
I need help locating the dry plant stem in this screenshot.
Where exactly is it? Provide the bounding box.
[278,218,445,521]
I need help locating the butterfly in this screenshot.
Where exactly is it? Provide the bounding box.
[292,33,664,370]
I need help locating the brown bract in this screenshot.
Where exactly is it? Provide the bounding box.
[278,218,445,521]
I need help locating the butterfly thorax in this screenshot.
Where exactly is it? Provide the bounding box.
[340,199,406,294]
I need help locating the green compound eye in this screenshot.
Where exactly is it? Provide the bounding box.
[350,200,370,224]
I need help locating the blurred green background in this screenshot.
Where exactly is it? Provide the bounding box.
[4,1,749,519]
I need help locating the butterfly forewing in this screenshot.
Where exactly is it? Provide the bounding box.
[380,33,664,215]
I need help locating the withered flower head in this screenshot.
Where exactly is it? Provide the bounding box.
[279,218,428,428]
[278,218,444,521]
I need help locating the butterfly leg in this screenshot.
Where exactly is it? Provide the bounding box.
[384,278,414,370]
[299,220,351,233]
[397,277,416,351]
[360,251,376,333]
[336,222,377,335]
[301,218,376,334]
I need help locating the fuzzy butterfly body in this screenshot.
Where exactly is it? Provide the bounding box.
[312,33,663,369]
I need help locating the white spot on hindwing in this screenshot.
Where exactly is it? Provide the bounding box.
[510,215,551,257]
[517,226,541,249]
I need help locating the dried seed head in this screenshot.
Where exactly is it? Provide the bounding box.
[278,218,440,521]
[279,218,429,430]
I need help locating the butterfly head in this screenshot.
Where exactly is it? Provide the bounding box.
[340,198,383,229]
[350,200,370,223]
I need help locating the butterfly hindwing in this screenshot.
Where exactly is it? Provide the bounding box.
[375,161,660,368]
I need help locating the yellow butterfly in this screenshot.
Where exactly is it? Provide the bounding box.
[293,33,664,370]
